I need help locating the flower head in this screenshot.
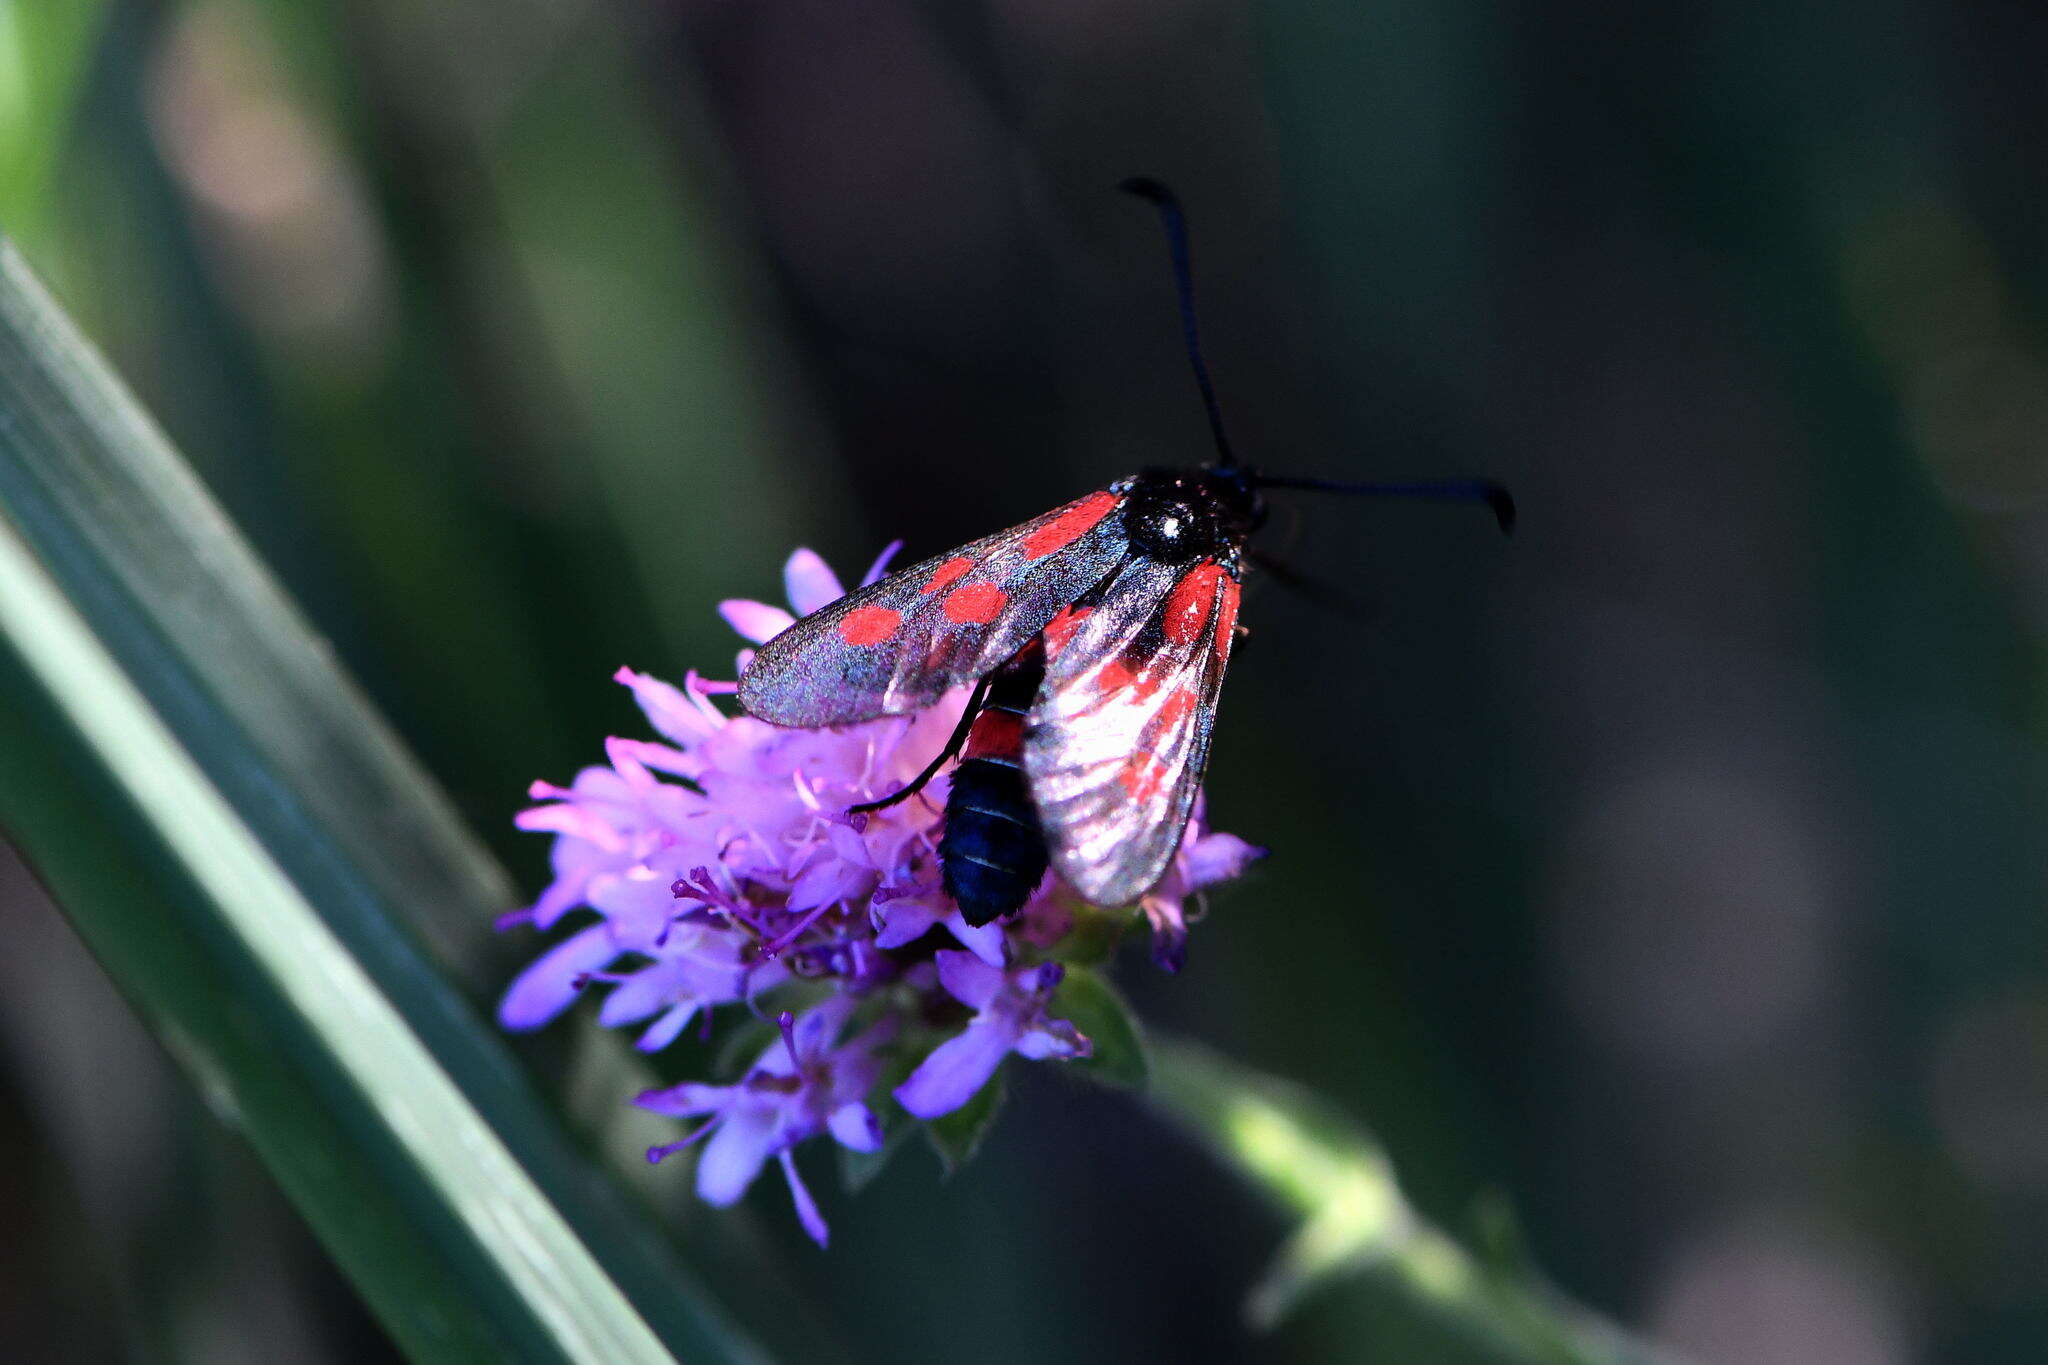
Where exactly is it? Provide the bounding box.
[500,545,1257,1242]
[638,996,887,1246]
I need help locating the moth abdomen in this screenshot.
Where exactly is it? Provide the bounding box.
[939,651,1049,926]
[941,761,1048,925]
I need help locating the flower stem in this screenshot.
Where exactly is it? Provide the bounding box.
[1147,1036,1680,1365]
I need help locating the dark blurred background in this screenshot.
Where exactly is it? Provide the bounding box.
[3,0,2046,1360]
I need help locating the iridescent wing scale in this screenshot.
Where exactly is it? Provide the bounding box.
[738,489,1131,726]
[1024,555,1242,905]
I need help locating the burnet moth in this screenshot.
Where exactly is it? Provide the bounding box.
[738,179,1512,928]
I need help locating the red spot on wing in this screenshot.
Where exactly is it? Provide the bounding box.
[839,605,902,646]
[1022,491,1119,559]
[943,582,1008,624]
[1212,574,1241,660]
[923,556,974,593]
[1162,562,1226,645]
[1041,604,1093,659]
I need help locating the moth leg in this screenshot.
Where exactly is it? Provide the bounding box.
[848,672,995,814]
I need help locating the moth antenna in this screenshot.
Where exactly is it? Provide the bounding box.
[1120,176,1238,470]
[1255,476,1516,535]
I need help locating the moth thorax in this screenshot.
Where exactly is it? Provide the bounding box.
[1125,494,1222,562]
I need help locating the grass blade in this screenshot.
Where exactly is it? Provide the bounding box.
[0,238,765,1361]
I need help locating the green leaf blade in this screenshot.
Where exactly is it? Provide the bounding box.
[1051,966,1148,1090]
[0,238,766,1364]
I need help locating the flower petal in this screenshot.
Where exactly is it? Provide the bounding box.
[636,1003,698,1052]
[513,803,628,851]
[586,867,684,950]
[934,949,1006,1011]
[1181,830,1265,889]
[826,821,874,868]
[1144,901,1189,973]
[828,1102,884,1152]
[786,857,872,913]
[634,1079,735,1118]
[598,950,709,1027]
[783,548,844,615]
[1020,961,1065,998]
[895,1022,1015,1119]
[1015,1017,1091,1061]
[497,921,617,1030]
[527,873,591,932]
[695,1104,780,1206]
[785,994,859,1062]
[873,896,943,949]
[719,599,796,646]
[945,914,1008,967]
[859,539,904,587]
[779,1150,830,1248]
[615,666,719,746]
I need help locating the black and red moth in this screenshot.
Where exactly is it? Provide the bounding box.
[737,180,1510,928]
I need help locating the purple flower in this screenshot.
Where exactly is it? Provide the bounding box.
[496,554,967,1038]
[638,997,888,1246]
[895,954,1091,1119]
[1137,801,1265,972]
[500,543,1259,1243]
[497,915,783,1051]
[869,876,1007,966]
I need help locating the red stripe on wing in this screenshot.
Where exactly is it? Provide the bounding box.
[1042,604,1093,661]
[1162,562,1226,644]
[1212,575,1241,659]
[1022,490,1119,559]
[1024,555,1241,906]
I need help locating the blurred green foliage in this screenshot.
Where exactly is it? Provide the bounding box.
[0,1,110,251]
